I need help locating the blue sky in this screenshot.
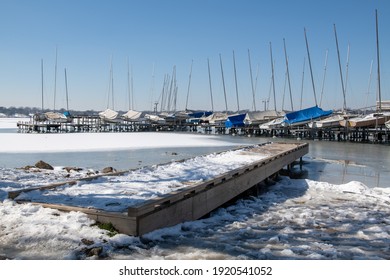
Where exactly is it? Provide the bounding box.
[0,0,389,112]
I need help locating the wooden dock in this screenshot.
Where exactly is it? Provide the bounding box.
[16,114,390,144]
[10,142,308,236]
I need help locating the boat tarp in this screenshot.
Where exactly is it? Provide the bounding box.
[122,110,142,120]
[244,110,286,125]
[225,113,246,128]
[188,111,213,119]
[284,106,332,125]
[202,112,228,124]
[99,108,119,120]
[44,112,67,121]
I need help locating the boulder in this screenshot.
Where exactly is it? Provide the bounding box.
[85,246,103,257]
[35,160,54,170]
[63,167,83,173]
[102,167,115,173]
[22,165,36,170]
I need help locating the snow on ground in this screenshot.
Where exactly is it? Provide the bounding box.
[1,170,390,260]
[0,132,238,153]
[0,117,237,153]
[0,117,30,129]
[15,147,268,212]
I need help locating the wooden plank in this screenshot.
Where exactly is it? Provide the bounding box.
[17,201,139,236]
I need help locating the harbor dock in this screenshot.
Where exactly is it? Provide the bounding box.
[9,142,308,236]
[16,112,390,144]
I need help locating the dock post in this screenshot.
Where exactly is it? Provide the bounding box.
[299,157,303,170]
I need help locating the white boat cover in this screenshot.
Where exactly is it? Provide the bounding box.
[144,114,165,123]
[259,117,285,130]
[385,120,390,129]
[201,112,228,124]
[244,110,286,125]
[344,112,390,128]
[44,112,68,122]
[99,108,119,120]
[122,110,142,120]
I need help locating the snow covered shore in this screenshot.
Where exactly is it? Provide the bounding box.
[1,170,390,260]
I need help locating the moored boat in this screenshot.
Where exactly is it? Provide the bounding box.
[122,109,142,121]
[341,112,390,128]
[385,119,390,129]
[244,110,286,126]
[99,108,121,123]
[284,106,333,127]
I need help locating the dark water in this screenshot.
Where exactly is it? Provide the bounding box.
[1,131,389,188]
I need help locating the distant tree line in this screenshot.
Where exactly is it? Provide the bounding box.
[0,106,103,117]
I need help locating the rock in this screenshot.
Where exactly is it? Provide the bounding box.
[81,238,95,246]
[22,165,35,170]
[102,167,115,173]
[63,167,83,173]
[85,246,103,257]
[35,160,54,170]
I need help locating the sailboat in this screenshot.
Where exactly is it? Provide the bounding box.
[385,119,390,129]
[340,10,390,128]
[201,112,227,125]
[200,58,227,126]
[284,29,333,127]
[258,43,292,130]
[99,59,121,123]
[45,68,72,123]
[244,110,286,126]
[310,25,355,129]
[122,59,142,121]
[346,112,390,128]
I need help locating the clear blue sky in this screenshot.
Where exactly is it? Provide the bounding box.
[0,0,389,112]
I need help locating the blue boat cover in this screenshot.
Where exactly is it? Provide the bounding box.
[225,113,246,128]
[188,111,213,119]
[284,106,332,125]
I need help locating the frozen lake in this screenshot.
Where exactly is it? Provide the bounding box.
[1,118,390,260]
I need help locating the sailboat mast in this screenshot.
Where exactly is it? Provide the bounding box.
[269,42,277,112]
[283,38,294,111]
[111,62,114,111]
[54,46,58,111]
[248,49,256,111]
[365,60,374,113]
[334,24,347,112]
[150,63,155,112]
[300,57,306,110]
[127,57,131,110]
[41,59,44,112]
[344,44,350,108]
[207,58,215,112]
[173,66,177,113]
[219,53,228,113]
[319,49,328,107]
[185,60,193,111]
[167,68,174,112]
[304,28,318,106]
[131,65,134,110]
[232,50,240,112]
[376,9,382,112]
[160,74,168,113]
[64,68,69,111]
